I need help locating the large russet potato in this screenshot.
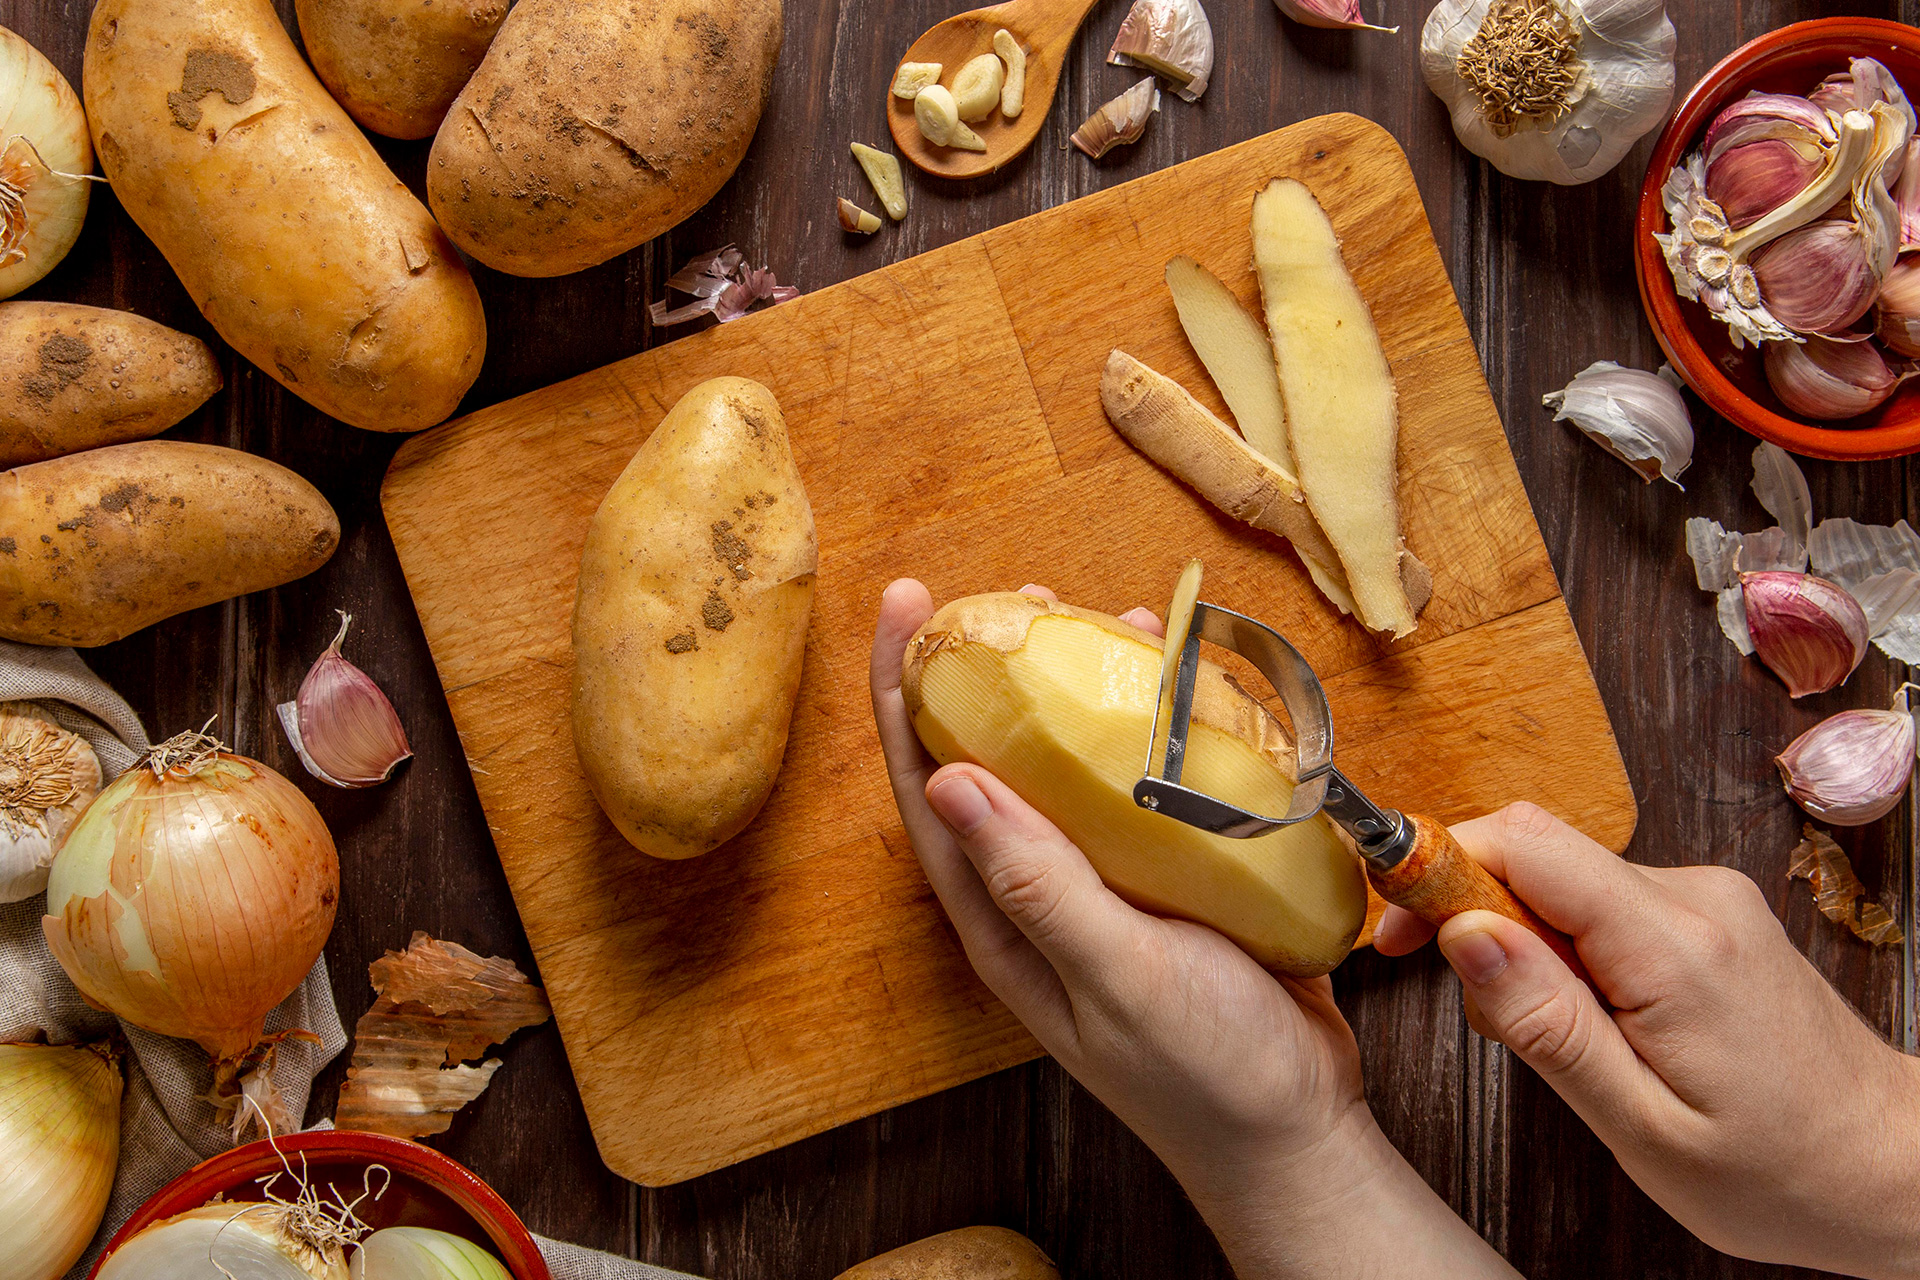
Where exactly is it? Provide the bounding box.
[834,1227,1061,1280]
[0,440,339,647]
[0,302,222,468]
[427,0,783,277]
[571,377,815,860]
[902,592,1366,976]
[295,0,509,140]
[83,0,487,431]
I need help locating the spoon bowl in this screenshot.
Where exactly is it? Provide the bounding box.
[887,0,1104,179]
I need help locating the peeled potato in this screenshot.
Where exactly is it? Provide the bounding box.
[902,592,1365,976]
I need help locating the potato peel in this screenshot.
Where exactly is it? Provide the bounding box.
[334,932,551,1138]
[1788,823,1904,947]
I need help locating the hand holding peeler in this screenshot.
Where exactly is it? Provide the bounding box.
[1134,563,1586,978]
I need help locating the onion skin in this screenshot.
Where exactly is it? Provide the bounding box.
[42,747,338,1061]
[0,1042,121,1280]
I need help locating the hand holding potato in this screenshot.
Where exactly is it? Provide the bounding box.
[870,579,1519,1280]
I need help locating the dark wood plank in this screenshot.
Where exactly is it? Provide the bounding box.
[2,0,1911,1274]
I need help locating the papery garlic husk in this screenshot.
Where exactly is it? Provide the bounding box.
[96,1202,352,1280]
[1742,570,1870,698]
[0,701,101,903]
[1421,0,1675,185]
[1274,0,1395,33]
[348,1227,513,1280]
[277,612,412,789]
[1775,689,1918,826]
[1109,0,1214,100]
[1071,77,1160,159]
[1764,334,1903,421]
[0,27,92,301]
[1541,360,1692,485]
[1875,252,1920,355]
[1747,220,1882,335]
[0,1041,121,1280]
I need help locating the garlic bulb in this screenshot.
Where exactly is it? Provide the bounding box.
[96,1203,351,1280]
[1108,0,1215,101]
[1541,360,1692,485]
[1776,689,1918,826]
[0,702,101,903]
[0,1041,121,1280]
[1421,0,1675,185]
[1765,335,1903,421]
[0,26,92,301]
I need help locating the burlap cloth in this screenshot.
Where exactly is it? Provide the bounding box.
[0,641,699,1280]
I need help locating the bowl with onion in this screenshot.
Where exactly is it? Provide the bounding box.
[90,1129,552,1280]
[1635,17,1920,460]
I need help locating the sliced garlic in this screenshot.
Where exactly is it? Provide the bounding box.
[912,85,984,151]
[1071,77,1160,159]
[0,701,102,903]
[1108,0,1215,101]
[1540,360,1692,486]
[850,143,907,221]
[1775,687,1918,826]
[0,27,94,300]
[837,197,881,234]
[994,30,1027,117]
[951,53,1005,123]
[891,62,942,99]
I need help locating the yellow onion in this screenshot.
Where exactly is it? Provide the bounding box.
[97,1203,349,1280]
[0,25,92,300]
[0,1041,122,1280]
[42,730,339,1062]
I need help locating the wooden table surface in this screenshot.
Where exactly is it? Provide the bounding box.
[6,1,1915,1276]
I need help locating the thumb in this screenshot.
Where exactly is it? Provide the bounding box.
[1438,910,1654,1134]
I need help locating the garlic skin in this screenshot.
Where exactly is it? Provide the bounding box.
[1274,0,1394,34]
[1109,0,1215,101]
[277,612,412,789]
[1707,138,1822,229]
[0,27,93,301]
[1541,360,1692,485]
[0,702,102,903]
[1764,335,1902,421]
[0,1041,121,1280]
[1422,0,1675,186]
[1071,77,1160,159]
[1776,693,1917,826]
[1742,570,1870,698]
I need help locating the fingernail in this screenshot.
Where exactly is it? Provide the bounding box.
[1441,930,1509,986]
[928,775,993,834]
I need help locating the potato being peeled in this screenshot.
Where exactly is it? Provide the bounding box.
[902,592,1365,976]
[571,377,815,860]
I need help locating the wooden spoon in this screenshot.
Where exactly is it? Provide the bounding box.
[886,0,1105,179]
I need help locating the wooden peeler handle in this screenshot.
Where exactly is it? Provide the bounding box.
[1367,813,1589,983]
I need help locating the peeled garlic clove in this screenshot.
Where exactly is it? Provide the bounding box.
[1742,570,1870,698]
[1541,360,1692,486]
[1278,0,1395,32]
[0,701,102,903]
[1764,334,1902,420]
[993,30,1027,117]
[1748,220,1881,335]
[1108,0,1216,101]
[1071,77,1160,159]
[912,85,983,150]
[1876,253,1920,356]
[1707,139,1823,229]
[890,62,942,99]
[277,612,412,788]
[0,27,94,301]
[1776,694,1918,826]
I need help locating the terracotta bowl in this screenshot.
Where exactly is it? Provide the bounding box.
[1634,17,1920,460]
[88,1130,552,1280]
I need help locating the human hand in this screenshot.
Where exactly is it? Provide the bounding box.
[1375,804,1920,1279]
[871,580,1518,1279]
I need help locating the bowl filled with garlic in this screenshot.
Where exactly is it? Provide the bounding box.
[1636,17,1920,460]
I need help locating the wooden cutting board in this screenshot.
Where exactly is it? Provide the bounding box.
[382,114,1636,1187]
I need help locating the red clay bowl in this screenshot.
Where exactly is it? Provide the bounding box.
[1635,17,1920,460]
[88,1130,552,1280]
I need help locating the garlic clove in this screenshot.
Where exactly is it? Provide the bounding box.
[1741,570,1870,698]
[1775,689,1918,826]
[277,611,411,788]
[1702,92,1836,167]
[1706,139,1823,229]
[950,53,1005,123]
[890,62,942,99]
[1764,334,1903,420]
[1108,0,1216,100]
[1540,360,1692,485]
[1277,0,1395,32]
[1071,77,1160,159]
[1877,253,1920,355]
[0,701,102,903]
[1747,220,1881,335]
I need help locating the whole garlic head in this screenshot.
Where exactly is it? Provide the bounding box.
[0,701,102,902]
[1421,0,1676,185]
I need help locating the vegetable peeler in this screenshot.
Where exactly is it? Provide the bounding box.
[1134,562,1586,975]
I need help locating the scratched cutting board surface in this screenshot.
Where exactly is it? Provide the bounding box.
[382,114,1636,1187]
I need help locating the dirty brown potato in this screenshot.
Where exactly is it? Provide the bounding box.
[83,0,487,432]
[571,377,815,860]
[0,302,222,468]
[427,0,783,277]
[295,0,510,140]
[0,440,339,647]
[833,1227,1062,1280]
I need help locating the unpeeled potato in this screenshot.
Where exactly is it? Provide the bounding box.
[571,377,815,860]
[834,1227,1060,1280]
